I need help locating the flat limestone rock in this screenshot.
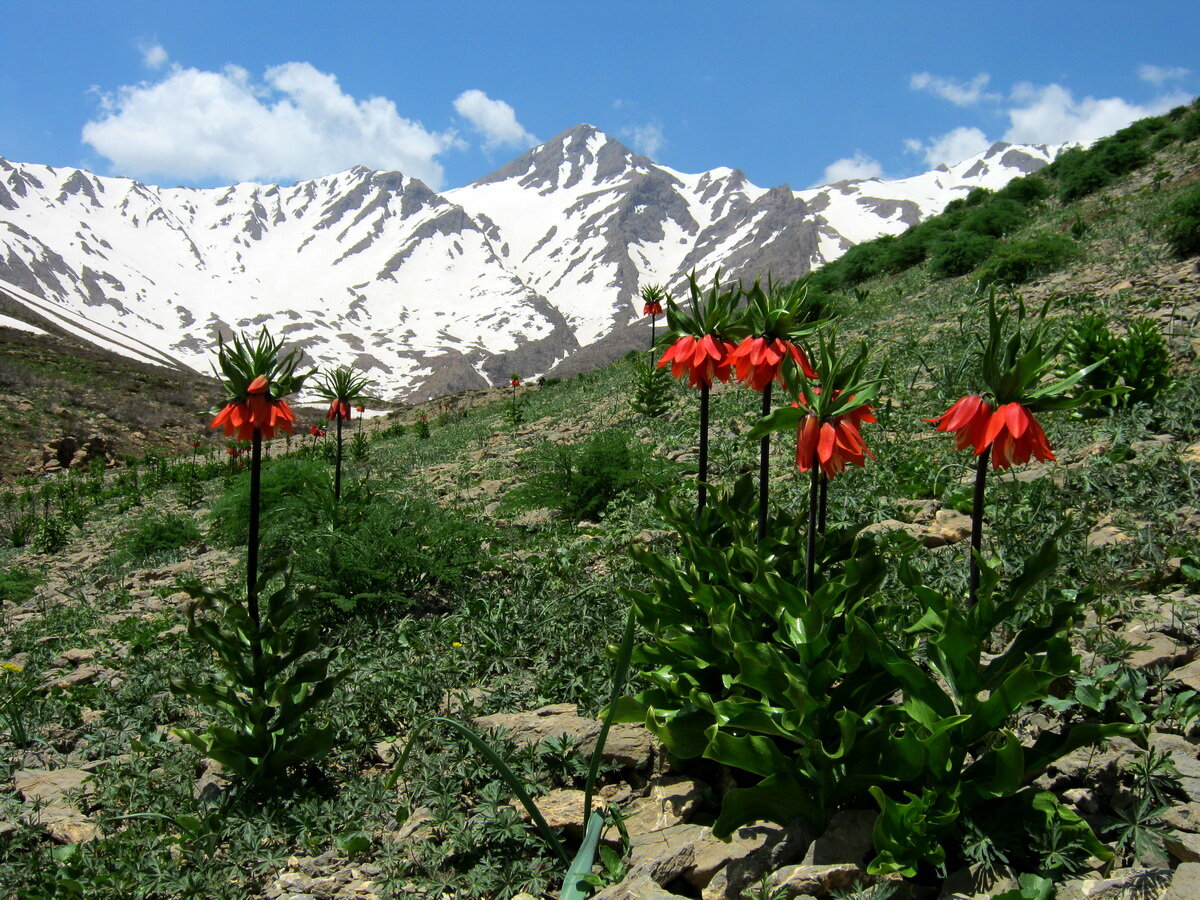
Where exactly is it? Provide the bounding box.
[802,809,876,866]
[13,767,98,843]
[1163,862,1200,900]
[1057,867,1172,900]
[471,703,656,769]
[627,823,720,885]
[622,776,706,837]
[592,874,691,900]
[694,819,816,900]
[769,862,866,898]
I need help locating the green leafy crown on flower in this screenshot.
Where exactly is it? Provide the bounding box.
[741,275,825,344]
[664,269,745,341]
[214,327,310,402]
[979,290,1124,412]
[749,329,883,435]
[312,365,375,404]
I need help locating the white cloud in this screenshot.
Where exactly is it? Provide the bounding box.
[904,126,992,168]
[140,42,168,70]
[904,73,1191,168]
[1138,64,1189,87]
[1003,82,1189,145]
[621,122,665,157]
[452,89,536,150]
[83,62,461,187]
[909,72,998,107]
[821,152,882,184]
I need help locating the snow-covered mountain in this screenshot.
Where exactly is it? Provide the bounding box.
[0,126,1056,399]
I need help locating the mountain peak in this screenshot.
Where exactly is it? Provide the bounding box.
[471,123,640,189]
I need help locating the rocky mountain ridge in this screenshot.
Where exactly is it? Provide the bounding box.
[0,126,1057,399]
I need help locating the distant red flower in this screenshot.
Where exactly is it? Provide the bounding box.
[192,440,201,449]
[326,399,352,421]
[356,405,365,413]
[729,336,818,392]
[226,447,237,456]
[794,412,874,478]
[511,377,521,387]
[927,394,992,454]
[211,374,296,442]
[658,334,737,389]
[983,402,1056,470]
[643,299,663,317]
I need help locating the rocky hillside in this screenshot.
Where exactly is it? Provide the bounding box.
[2,104,1200,897]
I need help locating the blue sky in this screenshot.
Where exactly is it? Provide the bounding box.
[1,1,1195,191]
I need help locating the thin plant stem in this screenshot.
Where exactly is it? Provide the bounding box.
[334,414,343,501]
[969,447,991,606]
[806,458,820,593]
[650,315,656,353]
[818,474,828,534]
[247,431,263,632]
[699,383,710,512]
[757,382,773,542]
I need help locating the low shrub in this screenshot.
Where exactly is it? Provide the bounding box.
[0,567,40,606]
[930,232,997,278]
[503,429,675,522]
[995,175,1052,205]
[1064,313,1173,411]
[208,456,329,553]
[118,511,202,563]
[976,233,1078,286]
[961,198,1028,238]
[1162,182,1200,258]
[288,488,493,618]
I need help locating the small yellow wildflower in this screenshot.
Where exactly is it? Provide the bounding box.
[1,662,23,673]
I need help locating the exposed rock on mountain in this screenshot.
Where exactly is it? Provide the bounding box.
[0,131,1056,399]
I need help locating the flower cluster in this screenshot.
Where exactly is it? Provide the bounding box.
[659,333,738,388]
[928,396,1055,470]
[212,374,297,442]
[793,394,877,477]
[209,329,307,444]
[643,298,663,317]
[730,336,816,393]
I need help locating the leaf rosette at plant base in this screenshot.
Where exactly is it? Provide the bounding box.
[171,558,348,789]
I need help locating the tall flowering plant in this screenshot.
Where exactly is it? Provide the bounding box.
[658,271,743,511]
[313,365,375,501]
[209,328,308,612]
[173,329,344,789]
[640,283,666,352]
[729,277,822,541]
[927,293,1119,604]
[751,331,881,591]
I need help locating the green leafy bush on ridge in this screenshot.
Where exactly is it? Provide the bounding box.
[976,233,1079,287]
[1163,181,1200,258]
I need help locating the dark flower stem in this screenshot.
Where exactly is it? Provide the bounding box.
[698,383,710,513]
[334,414,343,501]
[818,474,829,534]
[969,447,991,606]
[806,457,820,593]
[757,382,773,542]
[247,431,263,636]
[650,315,656,353]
